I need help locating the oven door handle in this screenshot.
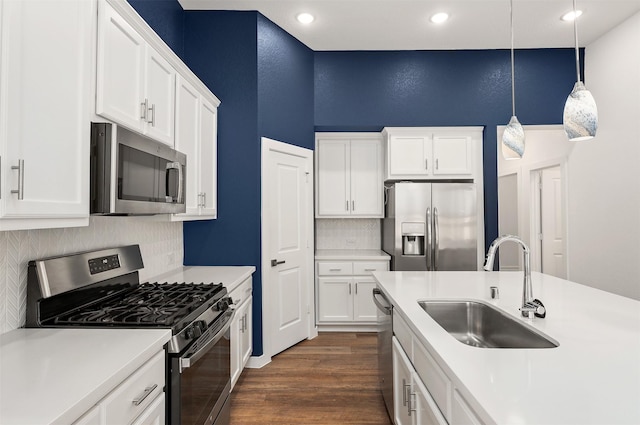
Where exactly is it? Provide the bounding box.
[179,309,235,373]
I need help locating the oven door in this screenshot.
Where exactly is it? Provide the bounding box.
[170,309,234,425]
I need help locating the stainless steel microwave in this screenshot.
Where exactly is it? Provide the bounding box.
[90,123,186,215]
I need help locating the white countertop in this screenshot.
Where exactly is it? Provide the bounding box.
[373,271,640,425]
[0,328,171,425]
[315,249,390,261]
[149,265,256,293]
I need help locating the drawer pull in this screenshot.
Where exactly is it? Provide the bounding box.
[132,384,158,406]
[329,268,341,272]
[364,268,376,272]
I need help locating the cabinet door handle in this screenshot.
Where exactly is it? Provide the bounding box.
[402,379,410,406]
[132,384,158,406]
[140,98,148,120]
[425,158,428,170]
[355,283,358,294]
[435,158,439,170]
[408,392,417,416]
[348,283,352,295]
[202,192,206,208]
[148,103,156,126]
[352,200,355,211]
[11,159,24,200]
[346,200,349,211]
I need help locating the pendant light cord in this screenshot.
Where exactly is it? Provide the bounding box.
[573,0,581,82]
[510,0,516,116]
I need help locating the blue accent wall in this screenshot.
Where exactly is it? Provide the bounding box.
[179,12,314,356]
[314,49,577,249]
[257,14,315,149]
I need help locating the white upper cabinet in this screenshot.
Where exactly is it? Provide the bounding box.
[383,127,483,181]
[315,133,383,218]
[172,76,217,221]
[0,0,93,230]
[96,0,176,147]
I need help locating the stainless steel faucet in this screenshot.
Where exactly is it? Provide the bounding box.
[483,235,546,319]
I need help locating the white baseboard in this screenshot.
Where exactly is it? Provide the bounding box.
[318,324,378,332]
[246,354,271,369]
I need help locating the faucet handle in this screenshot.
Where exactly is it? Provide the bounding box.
[521,299,546,318]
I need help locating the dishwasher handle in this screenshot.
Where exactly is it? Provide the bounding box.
[372,288,392,315]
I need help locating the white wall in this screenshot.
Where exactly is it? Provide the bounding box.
[0,217,184,333]
[568,12,640,300]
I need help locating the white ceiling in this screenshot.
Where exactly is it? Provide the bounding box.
[177,0,640,51]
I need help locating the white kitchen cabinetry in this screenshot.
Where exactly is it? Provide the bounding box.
[393,310,484,425]
[0,0,92,231]
[97,0,175,146]
[229,276,253,390]
[72,350,166,425]
[383,127,483,181]
[316,260,388,327]
[315,133,383,218]
[393,338,448,425]
[172,76,218,221]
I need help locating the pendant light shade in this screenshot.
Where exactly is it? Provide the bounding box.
[563,81,598,141]
[563,0,598,141]
[502,0,525,160]
[503,115,525,158]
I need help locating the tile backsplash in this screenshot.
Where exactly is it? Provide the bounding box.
[315,218,381,250]
[0,217,183,334]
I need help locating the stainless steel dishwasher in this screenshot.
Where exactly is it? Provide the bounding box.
[372,287,393,420]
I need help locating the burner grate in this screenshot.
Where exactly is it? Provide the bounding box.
[52,282,223,327]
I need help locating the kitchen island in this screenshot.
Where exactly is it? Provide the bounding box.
[373,271,640,424]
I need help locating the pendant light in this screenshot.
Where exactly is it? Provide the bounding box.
[502,0,525,160]
[563,0,598,141]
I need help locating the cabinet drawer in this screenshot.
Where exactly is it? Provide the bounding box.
[413,339,452,422]
[229,276,252,307]
[103,350,165,425]
[317,261,353,276]
[353,261,388,275]
[392,311,413,357]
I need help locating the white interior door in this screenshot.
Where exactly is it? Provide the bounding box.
[540,166,567,278]
[262,138,314,358]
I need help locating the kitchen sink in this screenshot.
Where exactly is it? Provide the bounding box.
[418,300,559,349]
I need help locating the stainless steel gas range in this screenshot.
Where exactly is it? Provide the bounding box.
[25,245,232,425]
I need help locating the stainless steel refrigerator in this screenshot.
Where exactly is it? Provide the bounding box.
[382,181,478,271]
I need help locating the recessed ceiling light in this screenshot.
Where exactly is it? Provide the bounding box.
[561,10,583,22]
[430,12,449,24]
[296,12,315,24]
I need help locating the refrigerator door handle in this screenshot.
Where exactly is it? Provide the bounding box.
[426,207,432,270]
[434,207,439,271]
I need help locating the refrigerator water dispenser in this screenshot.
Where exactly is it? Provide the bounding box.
[401,222,425,256]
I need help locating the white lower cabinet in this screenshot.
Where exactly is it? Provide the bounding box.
[230,277,253,390]
[393,338,447,425]
[316,260,389,325]
[393,311,485,425]
[72,350,165,425]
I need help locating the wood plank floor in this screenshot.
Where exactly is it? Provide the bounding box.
[230,332,393,425]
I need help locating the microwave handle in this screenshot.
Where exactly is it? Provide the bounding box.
[166,162,184,203]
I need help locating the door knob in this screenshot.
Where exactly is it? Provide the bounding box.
[271,259,285,267]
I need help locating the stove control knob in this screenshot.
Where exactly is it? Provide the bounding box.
[215,298,230,311]
[184,327,195,340]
